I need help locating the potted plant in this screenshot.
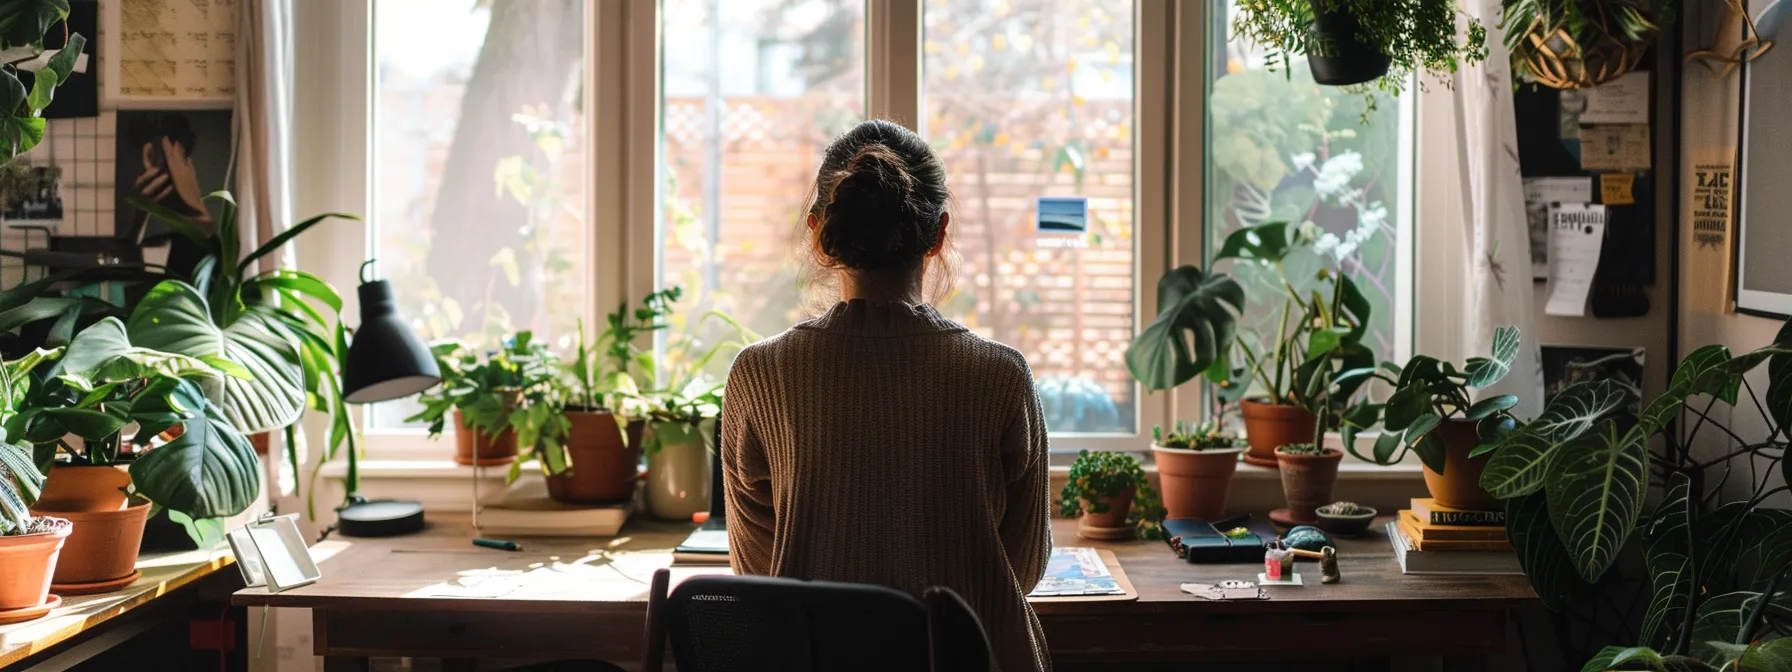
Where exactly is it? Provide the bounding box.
[0,352,71,621]
[613,290,758,521]
[1335,326,1522,511]
[410,333,566,468]
[1127,222,1375,468]
[1476,319,1792,669]
[1150,420,1245,521]
[546,290,681,504]
[20,318,258,592]
[1058,450,1165,541]
[1233,0,1487,98]
[1503,0,1677,89]
[1272,442,1342,526]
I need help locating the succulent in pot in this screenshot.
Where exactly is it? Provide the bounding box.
[1273,442,1344,527]
[1150,420,1245,521]
[1058,450,1165,541]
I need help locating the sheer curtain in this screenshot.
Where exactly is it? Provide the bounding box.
[1449,0,1545,416]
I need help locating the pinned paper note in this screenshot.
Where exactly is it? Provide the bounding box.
[1600,173,1636,206]
[1580,125,1651,171]
[1523,178,1593,281]
[1545,204,1607,317]
[1580,72,1651,125]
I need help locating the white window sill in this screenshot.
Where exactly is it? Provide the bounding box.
[321,458,1428,517]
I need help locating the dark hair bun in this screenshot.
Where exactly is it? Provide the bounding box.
[810,120,950,272]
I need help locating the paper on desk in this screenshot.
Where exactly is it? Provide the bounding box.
[1579,72,1651,125]
[1029,547,1124,597]
[1545,203,1607,317]
[1523,177,1593,280]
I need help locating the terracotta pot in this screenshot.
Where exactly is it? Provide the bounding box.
[34,465,132,512]
[644,421,711,521]
[1079,486,1135,529]
[545,411,644,504]
[452,409,517,466]
[1151,445,1243,520]
[1423,420,1502,511]
[1276,448,1344,526]
[250,432,272,456]
[1240,399,1317,468]
[33,500,151,586]
[0,521,70,611]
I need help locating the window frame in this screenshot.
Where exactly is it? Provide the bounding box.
[294,0,1438,465]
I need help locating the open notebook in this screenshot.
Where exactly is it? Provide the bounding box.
[672,416,729,564]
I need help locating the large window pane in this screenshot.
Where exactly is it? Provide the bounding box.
[657,0,866,380]
[923,0,1137,436]
[372,0,588,428]
[1206,1,1409,377]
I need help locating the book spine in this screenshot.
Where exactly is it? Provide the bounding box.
[1399,512,1507,541]
[1430,510,1506,526]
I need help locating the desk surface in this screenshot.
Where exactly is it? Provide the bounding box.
[0,547,234,668]
[236,516,1535,616]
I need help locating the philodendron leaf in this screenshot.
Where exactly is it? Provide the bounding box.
[1739,638,1792,671]
[1546,420,1647,582]
[127,405,259,519]
[128,280,305,433]
[1509,491,1580,612]
[1481,425,1553,498]
[1465,394,1518,420]
[1531,379,1635,442]
[1124,265,1245,392]
[1671,345,1741,405]
[1639,472,1697,652]
[1465,325,1520,389]
[1689,591,1792,665]
[1743,509,1792,591]
[1482,379,1634,499]
[1213,221,1291,263]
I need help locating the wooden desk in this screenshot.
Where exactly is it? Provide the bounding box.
[236,517,1535,668]
[0,547,235,668]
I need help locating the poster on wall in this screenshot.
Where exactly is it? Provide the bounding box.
[104,0,236,107]
[1737,1,1792,317]
[114,110,232,246]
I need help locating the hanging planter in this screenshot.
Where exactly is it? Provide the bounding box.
[1234,0,1488,108]
[1504,0,1677,89]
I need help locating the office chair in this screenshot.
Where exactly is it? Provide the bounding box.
[641,568,997,672]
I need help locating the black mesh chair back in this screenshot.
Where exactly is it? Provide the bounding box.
[643,569,995,672]
[923,587,995,672]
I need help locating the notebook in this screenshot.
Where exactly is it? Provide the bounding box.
[673,416,730,564]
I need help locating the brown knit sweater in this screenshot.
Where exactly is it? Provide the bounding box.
[721,299,1053,672]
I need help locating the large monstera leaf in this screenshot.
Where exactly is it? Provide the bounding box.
[1546,419,1648,583]
[1125,265,1245,392]
[127,281,304,434]
[128,402,259,519]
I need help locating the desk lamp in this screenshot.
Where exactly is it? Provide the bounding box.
[335,264,442,537]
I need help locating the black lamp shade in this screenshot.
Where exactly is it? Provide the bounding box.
[342,280,441,404]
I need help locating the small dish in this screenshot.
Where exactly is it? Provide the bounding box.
[1313,503,1378,536]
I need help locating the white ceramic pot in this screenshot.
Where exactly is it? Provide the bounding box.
[643,420,713,521]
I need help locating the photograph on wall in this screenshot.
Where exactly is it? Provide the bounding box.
[1542,345,1645,414]
[114,110,232,257]
[1,165,64,226]
[1036,196,1089,234]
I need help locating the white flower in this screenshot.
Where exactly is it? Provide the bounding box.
[1313,152,1364,197]
[1291,152,1317,171]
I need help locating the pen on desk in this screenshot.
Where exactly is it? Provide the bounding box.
[473,537,521,552]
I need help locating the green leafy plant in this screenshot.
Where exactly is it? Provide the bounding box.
[1334,325,1523,472]
[1127,222,1375,428]
[17,318,259,525]
[409,331,569,483]
[1057,450,1166,540]
[608,287,759,449]
[1152,420,1245,451]
[0,347,56,536]
[1480,319,1792,670]
[1232,0,1487,110]
[564,287,680,412]
[0,0,86,162]
[1501,0,1677,86]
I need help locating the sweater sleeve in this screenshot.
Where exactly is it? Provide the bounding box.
[998,374,1052,594]
[722,352,776,576]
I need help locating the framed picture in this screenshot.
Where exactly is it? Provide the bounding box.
[102,0,235,108]
[1737,1,1792,317]
[1542,345,1645,414]
[115,110,232,243]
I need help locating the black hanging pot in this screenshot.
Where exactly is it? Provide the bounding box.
[1305,1,1392,86]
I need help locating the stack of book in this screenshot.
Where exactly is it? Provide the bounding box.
[1387,498,1523,575]
[475,473,637,537]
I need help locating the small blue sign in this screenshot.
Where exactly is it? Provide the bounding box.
[1036,196,1088,235]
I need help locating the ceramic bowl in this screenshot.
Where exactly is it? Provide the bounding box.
[1313,506,1378,536]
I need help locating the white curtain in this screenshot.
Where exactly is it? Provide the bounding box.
[1451,0,1545,417]
[231,0,295,276]
[233,0,299,497]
